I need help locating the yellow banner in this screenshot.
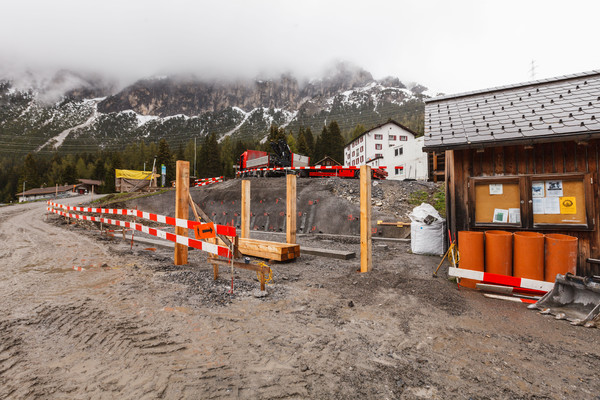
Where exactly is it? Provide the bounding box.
[115,169,157,180]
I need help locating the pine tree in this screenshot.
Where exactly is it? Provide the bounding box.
[313,126,326,162]
[327,121,345,164]
[304,127,315,159]
[156,139,175,184]
[198,133,221,178]
[20,153,40,190]
[296,130,311,158]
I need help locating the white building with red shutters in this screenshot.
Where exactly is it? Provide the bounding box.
[343,120,428,180]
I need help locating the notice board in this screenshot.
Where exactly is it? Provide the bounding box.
[532,179,586,225]
[474,181,521,224]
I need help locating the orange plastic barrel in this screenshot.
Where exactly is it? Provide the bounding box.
[457,231,484,288]
[513,232,544,280]
[544,234,578,282]
[485,230,513,276]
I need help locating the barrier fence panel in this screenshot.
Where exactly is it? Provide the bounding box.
[47,201,236,237]
[47,202,233,258]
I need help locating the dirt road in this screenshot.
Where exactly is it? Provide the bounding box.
[1,197,599,399]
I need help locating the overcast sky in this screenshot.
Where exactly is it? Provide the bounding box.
[1,0,599,95]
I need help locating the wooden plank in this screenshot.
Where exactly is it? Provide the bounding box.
[360,165,372,272]
[241,180,250,238]
[481,147,494,176]
[174,160,189,265]
[493,146,504,175]
[543,143,553,173]
[301,246,356,260]
[564,141,576,172]
[286,174,297,244]
[504,145,517,175]
[189,194,242,259]
[445,150,455,240]
[215,237,299,262]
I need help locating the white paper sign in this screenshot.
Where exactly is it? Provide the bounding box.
[531,181,545,198]
[546,180,563,197]
[543,197,560,214]
[489,184,503,195]
[533,198,544,214]
[509,208,521,223]
[493,208,509,223]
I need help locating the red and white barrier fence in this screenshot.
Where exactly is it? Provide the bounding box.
[236,165,359,175]
[47,202,234,258]
[193,177,223,187]
[448,267,554,292]
[47,201,236,237]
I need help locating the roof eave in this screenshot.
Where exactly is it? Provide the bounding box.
[423,131,600,152]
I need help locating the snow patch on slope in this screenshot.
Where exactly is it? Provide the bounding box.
[36,99,101,151]
[218,107,250,143]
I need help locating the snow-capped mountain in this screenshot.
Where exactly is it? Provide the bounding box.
[0,64,429,155]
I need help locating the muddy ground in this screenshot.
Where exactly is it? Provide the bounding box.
[1,190,599,399]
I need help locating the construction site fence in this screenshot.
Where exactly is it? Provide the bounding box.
[235,165,385,175]
[47,201,233,258]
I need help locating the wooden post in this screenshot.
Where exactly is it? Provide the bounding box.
[241,180,250,239]
[360,165,372,272]
[174,160,190,265]
[433,152,438,183]
[286,174,297,244]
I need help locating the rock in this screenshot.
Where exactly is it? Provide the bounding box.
[300,365,309,372]
[253,289,268,298]
[396,379,404,387]
[348,300,354,308]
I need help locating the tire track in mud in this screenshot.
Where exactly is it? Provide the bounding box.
[0,299,190,398]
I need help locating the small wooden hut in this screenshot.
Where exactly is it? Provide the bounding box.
[424,71,600,276]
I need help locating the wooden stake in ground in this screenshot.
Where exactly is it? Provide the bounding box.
[360,165,372,272]
[241,180,250,239]
[174,160,190,265]
[286,173,297,244]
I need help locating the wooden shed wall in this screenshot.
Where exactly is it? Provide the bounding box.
[446,140,600,277]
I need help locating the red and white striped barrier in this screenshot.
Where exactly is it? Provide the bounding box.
[48,206,232,258]
[448,267,554,292]
[47,201,236,237]
[236,165,359,175]
[193,177,223,187]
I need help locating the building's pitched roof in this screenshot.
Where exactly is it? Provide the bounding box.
[346,120,417,147]
[78,179,103,186]
[18,184,79,197]
[424,70,600,150]
[314,156,341,166]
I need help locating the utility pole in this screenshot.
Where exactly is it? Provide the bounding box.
[194,137,197,177]
[22,181,26,202]
[529,60,537,80]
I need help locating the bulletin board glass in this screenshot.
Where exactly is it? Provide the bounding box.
[474,181,521,224]
[532,179,587,226]
[469,173,593,230]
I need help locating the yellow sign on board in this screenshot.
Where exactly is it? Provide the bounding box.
[560,197,576,214]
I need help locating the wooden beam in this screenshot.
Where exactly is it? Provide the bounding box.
[300,246,355,260]
[209,258,271,291]
[286,173,297,244]
[360,165,372,272]
[241,180,250,239]
[214,236,300,262]
[174,160,190,265]
[188,193,242,259]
